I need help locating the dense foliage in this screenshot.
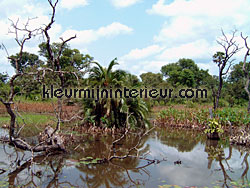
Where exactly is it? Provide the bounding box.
[82,59,150,129]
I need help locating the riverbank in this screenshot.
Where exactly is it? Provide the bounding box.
[0,102,249,138]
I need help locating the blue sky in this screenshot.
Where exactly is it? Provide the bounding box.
[1,0,250,77]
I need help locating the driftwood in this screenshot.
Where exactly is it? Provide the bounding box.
[38,126,65,151]
[8,126,66,153]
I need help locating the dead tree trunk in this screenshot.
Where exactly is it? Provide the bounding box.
[213,29,241,110]
[0,0,76,153]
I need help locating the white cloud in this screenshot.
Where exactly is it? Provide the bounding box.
[153,17,206,44]
[0,0,61,76]
[157,39,213,62]
[122,0,250,77]
[118,39,223,76]
[147,0,249,18]
[60,0,88,10]
[61,22,133,47]
[111,0,141,8]
[121,45,165,60]
[0,20,10,40]
[119,58,169,76]
[148,0,250,45]
[97,22,133,37]
[198,63,218,75]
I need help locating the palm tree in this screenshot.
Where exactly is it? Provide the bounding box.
[88,58,126,87]
[82,58,150,129]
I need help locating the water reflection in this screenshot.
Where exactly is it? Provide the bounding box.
[155,127,205,152]
[69,132,152,188]
[0,127,250,187]
[0,146,70,187]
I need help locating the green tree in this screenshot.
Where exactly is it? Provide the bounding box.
[83,59,149,128]
[140,72,163,88]
[161,58,209,87]
[124,73,141,87]
[10,52,44,73]
[8,52,43,100]
[39,42,93,87]
[88,58,126,87]
[39,42,92,71]
[227,62,249,105]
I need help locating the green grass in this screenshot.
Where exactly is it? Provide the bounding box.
[0,113,56,126]
[0,113,56,136]
[156,106,250,128]
[13,95,58,103]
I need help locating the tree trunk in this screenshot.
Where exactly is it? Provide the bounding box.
[4,103,16,141]
[215,75,223,110]
[1,101,65,153]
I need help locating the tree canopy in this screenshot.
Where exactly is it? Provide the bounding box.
[140,72,164,88]
[161,58,210,87]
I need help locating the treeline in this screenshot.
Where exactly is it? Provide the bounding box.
[0,44,249,109]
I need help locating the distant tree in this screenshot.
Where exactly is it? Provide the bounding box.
[140,72,163,88]
[225,62,248,106]
[213,30,241,110]
[124,73,141,87]
[10,52,44,73]
[161,58,209,87]
[39,42,93,87]
[39,42,92,71]
[228,62,246,83]
[9,52,43,99]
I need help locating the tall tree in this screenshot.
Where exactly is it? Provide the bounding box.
[213,30,241,110]
[0,0,81,153]
[8,52,44,99]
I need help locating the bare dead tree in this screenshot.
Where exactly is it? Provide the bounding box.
[0,0,79,153]
[213,29,241,110]
[42,0,77,132]
[240,33,250,113]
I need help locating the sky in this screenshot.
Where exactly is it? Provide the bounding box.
[1,0,250,77]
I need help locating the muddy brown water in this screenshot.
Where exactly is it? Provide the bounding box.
[0,127,249,188]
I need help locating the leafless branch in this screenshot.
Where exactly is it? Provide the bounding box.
[213,29,241,110]
[108,127,155,161]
